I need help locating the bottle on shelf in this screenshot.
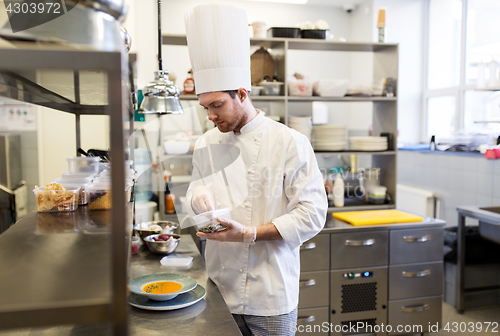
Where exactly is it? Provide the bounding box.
[430,135,436,151]
[164,175,176,214]
[333,173,344,207]
[184,69,195,94]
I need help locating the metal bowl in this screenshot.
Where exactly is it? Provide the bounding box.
[144,234,180,254]
[134,221,179,243]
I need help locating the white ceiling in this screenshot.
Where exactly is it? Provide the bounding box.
[297,0,367,7]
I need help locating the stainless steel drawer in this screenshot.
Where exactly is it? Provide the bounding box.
[296,307,330,336]
[300,234,330,272]
[389,262,443,300]
[389,228,443,265]
[331,230,388,269]
[388,296,442,335]
[298,271,329,309]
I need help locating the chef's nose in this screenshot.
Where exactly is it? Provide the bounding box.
[207,109,217,121]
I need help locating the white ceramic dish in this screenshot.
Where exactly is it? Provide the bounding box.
[129,273,197,301]
[129,284,206,311]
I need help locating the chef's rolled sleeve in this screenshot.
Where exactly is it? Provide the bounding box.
[272,131,328,251]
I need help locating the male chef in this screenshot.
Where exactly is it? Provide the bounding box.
[184,4,327,335]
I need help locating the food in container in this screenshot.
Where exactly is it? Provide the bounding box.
[88,182,112,210]
[192,208,231,233]
[67,156,100,174]
[288,80,313,96]
[250,86,263,96]
[53,180,91,205]
[33,183,79,212]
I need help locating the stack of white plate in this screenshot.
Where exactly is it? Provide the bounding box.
[288,116,313,141]
[313,124,347,151]
[349,136,388,151]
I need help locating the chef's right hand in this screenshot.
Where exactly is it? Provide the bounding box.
[191,186,215,214]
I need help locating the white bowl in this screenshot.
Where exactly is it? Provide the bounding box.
[163,141,190,155]
[129,273,197,301]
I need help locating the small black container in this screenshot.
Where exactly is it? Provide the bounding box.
[268,27,300,38]
[300,29,329,40]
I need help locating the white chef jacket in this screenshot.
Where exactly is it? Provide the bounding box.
[186,111,328,316]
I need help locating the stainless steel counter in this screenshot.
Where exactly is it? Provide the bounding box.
[321,210,446,233]
[0,208,241,335]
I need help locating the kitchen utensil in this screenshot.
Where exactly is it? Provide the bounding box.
[129,273,197,301]
[144,234,181,254]
[134,221,179,243]
[332,209,423,226]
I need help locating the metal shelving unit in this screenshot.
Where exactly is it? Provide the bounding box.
[0,42,133,334]
[163,34,399,210]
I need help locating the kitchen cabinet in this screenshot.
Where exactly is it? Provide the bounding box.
[298,214,446,336]
[163,35,399,213]
[0,42,133,334]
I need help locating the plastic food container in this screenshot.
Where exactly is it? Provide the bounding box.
[88,182,112,210]
[367,186,387,204]
[192,208,232,233]
[288,80,313,96]
[250,86,263,96]
[34,187,80,212]
[260,81,283,96]
[67,156,100,174]
[62,172,96,180]
[300,29,329,39]
[54,180,91,205]
[268,27,300,38]
[313,79,349,97]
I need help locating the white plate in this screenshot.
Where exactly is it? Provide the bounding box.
[314,144,347,151]
[314,124,347,129]
[129,273,197,301]
[129,284,206,311]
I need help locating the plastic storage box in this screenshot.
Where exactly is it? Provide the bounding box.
[268,27,300,38]
[300,29,329,39]
[288,80,313,96]
[67,156,100,174]
[34,186,80,212]
[260,81,283,95]
[88,182,112,210]
[54,180,91,205]
[192,208,232,233]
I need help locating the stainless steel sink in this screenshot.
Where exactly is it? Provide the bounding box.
[479,206,500,244]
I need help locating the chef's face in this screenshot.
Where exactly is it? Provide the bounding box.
[198,90,246,133]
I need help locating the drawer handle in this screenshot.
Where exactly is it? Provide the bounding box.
[403,235,431,243]
[299,279,316,287]
[300,242,316,250]
[401,304,430,313]
[402,269,431,278]
[297,315,315,323]
[345,239,375,246]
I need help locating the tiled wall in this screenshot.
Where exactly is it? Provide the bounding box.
[397,150,500,227]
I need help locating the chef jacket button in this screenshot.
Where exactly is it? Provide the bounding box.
[247,168,251,174]
[245,203,250,208]
[254,137,258,141]
[216,202,221,207]
[219,140,222,143]
[240,269,243,273]
[222,265,226,270]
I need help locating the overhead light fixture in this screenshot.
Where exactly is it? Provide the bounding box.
[139,0,183,114]
[245,0,308,4]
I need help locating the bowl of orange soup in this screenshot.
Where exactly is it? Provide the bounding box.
[129,273,198,301]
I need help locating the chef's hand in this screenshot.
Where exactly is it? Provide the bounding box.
[196,217,257,244]
[191,186,215,214]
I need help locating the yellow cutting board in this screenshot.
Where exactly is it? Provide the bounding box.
[332,210,424,226]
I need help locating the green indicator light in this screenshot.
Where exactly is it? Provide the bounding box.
[349,273,355,279]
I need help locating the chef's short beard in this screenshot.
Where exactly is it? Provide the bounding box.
[217,102,246,133]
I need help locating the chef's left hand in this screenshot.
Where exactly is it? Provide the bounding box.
[196,217,256,244]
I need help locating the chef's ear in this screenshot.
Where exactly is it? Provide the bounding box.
[237,88,248,102]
